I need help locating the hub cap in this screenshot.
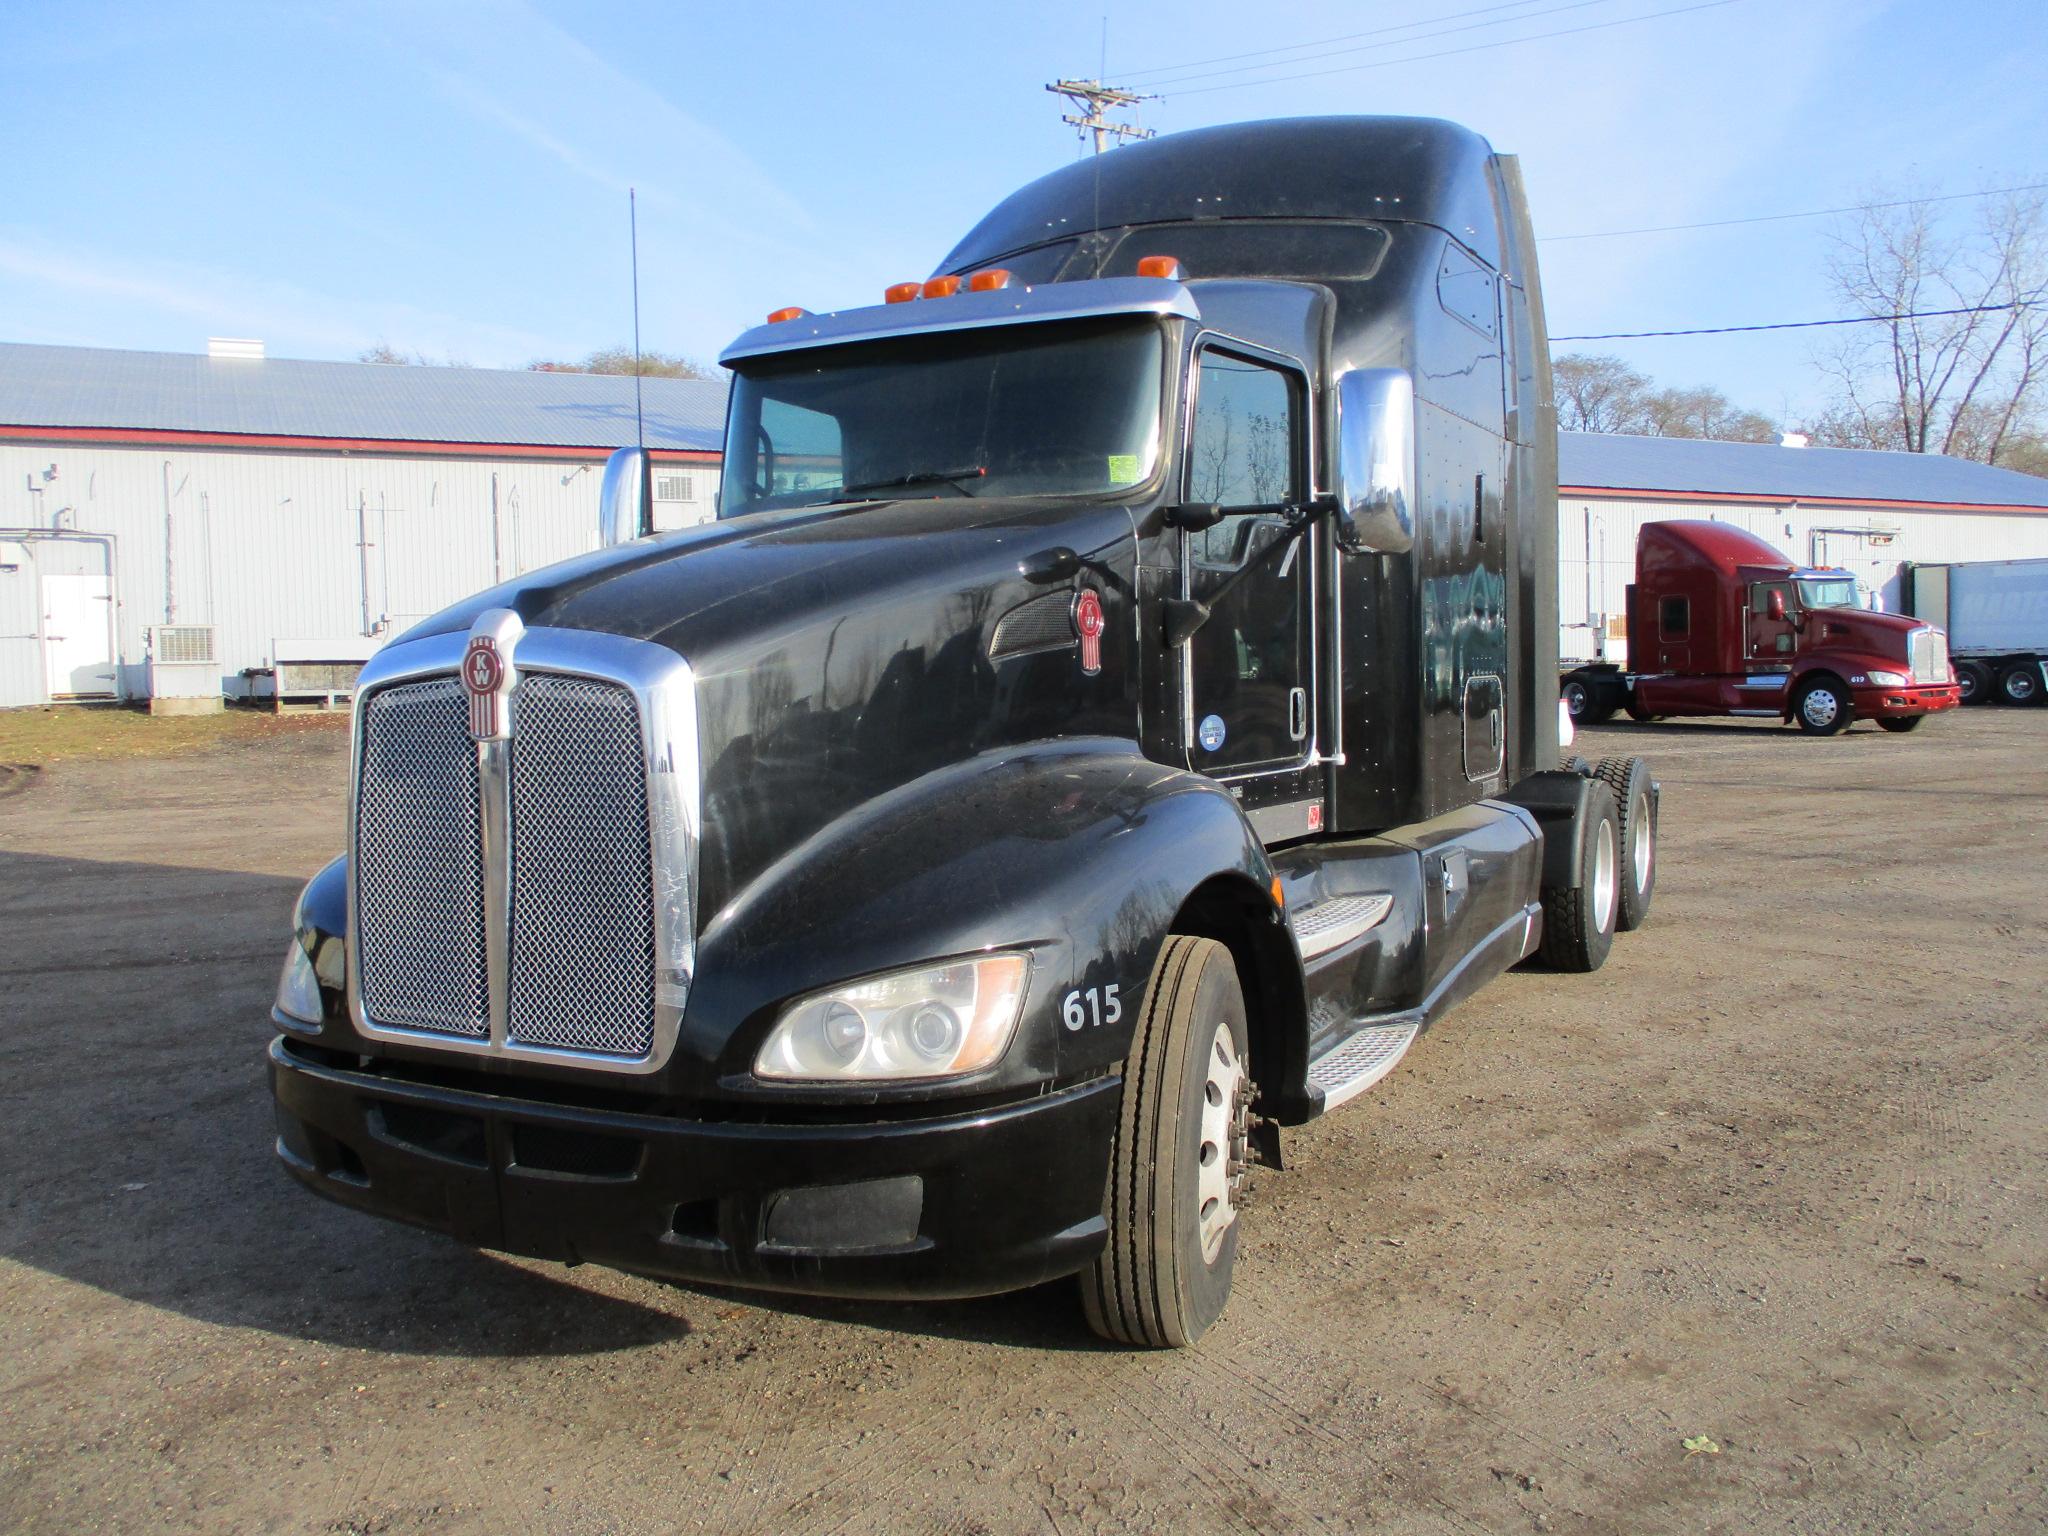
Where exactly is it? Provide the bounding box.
[1631,793,1653,893]
[1802,687,1841,728]
[1591,818,1618,933]
[1196,1025,1249,1264]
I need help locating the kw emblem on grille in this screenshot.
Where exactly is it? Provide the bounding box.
[463,609,523,740]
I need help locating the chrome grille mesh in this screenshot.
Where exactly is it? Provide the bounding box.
[1911,628,1950,685]
[355,679,489,1037]
[507,674,657,1056]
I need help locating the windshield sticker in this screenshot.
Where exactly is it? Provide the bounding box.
[1198,714,1227,752]
[1107,453,1140,482]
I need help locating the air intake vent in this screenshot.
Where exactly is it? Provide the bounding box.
[655,474,695,502]
[151,625,216,665]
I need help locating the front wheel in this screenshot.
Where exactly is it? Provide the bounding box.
[1876,716,1924,733]
[1792,676,1852,735]
[1083,936,1252,1348]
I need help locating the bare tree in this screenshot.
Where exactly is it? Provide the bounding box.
[1816,186,2048,463]
[358,343,468,366]
[1553,353,1777,441]
[528,346,715,380]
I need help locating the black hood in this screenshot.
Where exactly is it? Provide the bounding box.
[399,497,1143,920]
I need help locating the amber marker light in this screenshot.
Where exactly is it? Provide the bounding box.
[884,282,921,304]
[766,306,807,324]
[1270,877,1286,908]
[1135,255,1185,280]
[921,275,963,299]
[967,268,1012,292]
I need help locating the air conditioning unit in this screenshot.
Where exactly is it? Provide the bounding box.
[146,624,222,715]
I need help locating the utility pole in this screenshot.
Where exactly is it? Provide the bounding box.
[1045,79,1157,154]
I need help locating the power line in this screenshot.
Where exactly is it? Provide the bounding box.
[1116,0,1579,83]
[1552,299,2048,342]
[1543,182,2048,242]
[1165,0,1742,98]
[1126,0,1620,91]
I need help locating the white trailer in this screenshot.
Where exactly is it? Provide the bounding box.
[1907,557,2048,705]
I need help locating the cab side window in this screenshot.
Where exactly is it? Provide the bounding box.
[1659,596,1690,637]
[1187,351,1299,512]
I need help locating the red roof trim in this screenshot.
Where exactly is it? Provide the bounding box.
[0,423,721,463]
[1560,484,2048,516]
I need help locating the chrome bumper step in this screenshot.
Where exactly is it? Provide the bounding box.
[1289,892,1394,961]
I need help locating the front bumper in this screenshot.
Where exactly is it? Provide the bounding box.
[269,1038,1120,1300]
[1853,682,1961,718]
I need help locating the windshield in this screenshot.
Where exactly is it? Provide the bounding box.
[1796,577,1859,610]
[721,317,1165,517]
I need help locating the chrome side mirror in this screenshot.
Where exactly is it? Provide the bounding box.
[598,446,653,547]
[1333,369,1416,556]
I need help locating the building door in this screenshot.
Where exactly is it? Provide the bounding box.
[0,544,42,707]
[42,572,118,700]
[1180,343,1314,777]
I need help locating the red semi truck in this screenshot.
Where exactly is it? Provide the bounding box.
[1561,520,1960,735]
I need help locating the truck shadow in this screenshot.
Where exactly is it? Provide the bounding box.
[0,848,688,1359]
[0,847,1103,1357]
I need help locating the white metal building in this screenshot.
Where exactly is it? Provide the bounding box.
[9,336,2048,706]
[0,340,726,708]
[1557,433,2048,664]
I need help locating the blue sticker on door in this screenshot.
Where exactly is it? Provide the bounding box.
[1198,714,1226,752]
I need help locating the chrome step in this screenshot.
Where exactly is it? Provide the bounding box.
[1306,1020,1420,1111]
[1289,892,1394,961]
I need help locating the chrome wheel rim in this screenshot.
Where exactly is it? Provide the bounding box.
[2011,672,2037,702]
[1196,1025,1249,1264]
[1802,688,1840,728]
[1631,793,1653,893]
[1565,683,1587,719]
[1592,819,1618,933]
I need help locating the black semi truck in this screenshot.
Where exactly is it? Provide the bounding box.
[270,118,1659,1347]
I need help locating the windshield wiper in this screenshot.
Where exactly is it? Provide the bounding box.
[836,466,987,501]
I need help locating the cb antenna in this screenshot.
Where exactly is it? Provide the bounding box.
[629,186,645,451]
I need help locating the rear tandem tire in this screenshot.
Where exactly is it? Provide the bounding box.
[1538,783,1621,973]
[1997,662,2041,706]
[1562,674,1617,727]
[1082,936,1252,1349]
[1593,756,1656,931]
[1955,660,1993,704]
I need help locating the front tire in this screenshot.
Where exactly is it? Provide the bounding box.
[1593,757,1656,931]
[1538,783,1621,973]
[1792,676,1852,735]
[1083,936,1251,1348]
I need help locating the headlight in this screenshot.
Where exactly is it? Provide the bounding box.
[1867,669,1909,686]
[754,954,1030,1083]
[274,939,324,1028]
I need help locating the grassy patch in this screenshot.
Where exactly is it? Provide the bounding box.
[0,703,350,765]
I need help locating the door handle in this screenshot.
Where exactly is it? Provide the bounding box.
[1288,686,1308,741]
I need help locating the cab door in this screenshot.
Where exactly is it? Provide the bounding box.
[1179,341,1314,778]
[1746,580,1798,662]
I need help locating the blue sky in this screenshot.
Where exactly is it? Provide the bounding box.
[5,0,2044,424]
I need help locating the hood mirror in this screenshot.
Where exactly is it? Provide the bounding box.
[598,446,653,548]
[1332,369,1415,556]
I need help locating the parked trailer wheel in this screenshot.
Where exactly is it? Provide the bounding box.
[1876,717,1923,733]
[1955,660,1993,704]
[1083,935,1251,1348]
[1997,662,2041,706]
[1537,783,1621,973]
[1593,757,1656,931]
[1792,676,1852,735]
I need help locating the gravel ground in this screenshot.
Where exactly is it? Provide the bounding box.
[0,709,2042,1535]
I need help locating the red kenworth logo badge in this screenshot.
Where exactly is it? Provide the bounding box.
[463,635,506,739]
[1073,588,1105,676]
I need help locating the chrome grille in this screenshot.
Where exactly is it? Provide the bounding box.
[507,674,657,1056]
[1910,628,1950,685]
[355,678,489,1037]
